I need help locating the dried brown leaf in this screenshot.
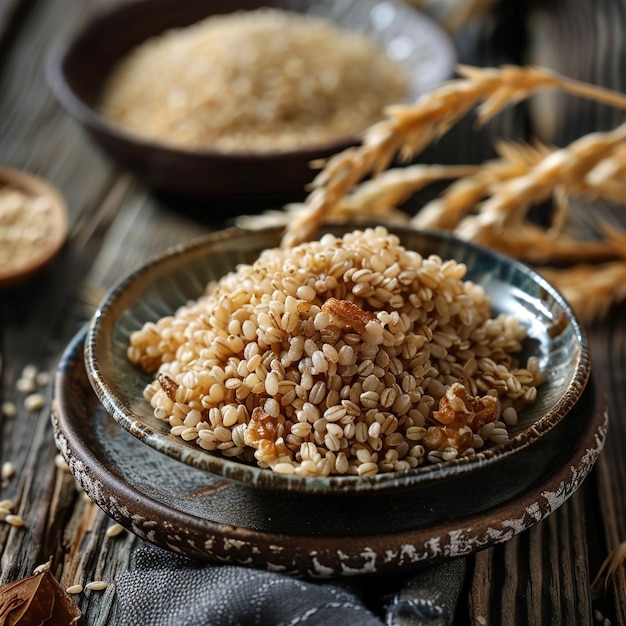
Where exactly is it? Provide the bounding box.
[0,563,81,626]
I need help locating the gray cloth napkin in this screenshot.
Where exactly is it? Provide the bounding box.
[113,544,466,626]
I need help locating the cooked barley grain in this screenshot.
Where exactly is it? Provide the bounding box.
[129,228,543,476]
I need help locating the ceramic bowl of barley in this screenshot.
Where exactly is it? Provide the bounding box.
[84,222,590,497]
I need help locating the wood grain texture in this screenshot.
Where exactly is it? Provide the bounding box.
[469,494,594,625]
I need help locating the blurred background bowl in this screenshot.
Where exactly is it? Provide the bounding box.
[0,167,68,288]
[46,0,455,203]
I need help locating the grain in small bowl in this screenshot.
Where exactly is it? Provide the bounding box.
[46,0,455,201]
[0,167,68,288]
[84,222,590,495]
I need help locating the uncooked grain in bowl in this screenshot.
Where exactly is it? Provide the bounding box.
[127,227,545,477]
[0,186,55,274]
[98,8,409,152]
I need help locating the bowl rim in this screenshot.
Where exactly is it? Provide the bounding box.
[84,222,591,494]
[45,0,456,162]
[55,324,608,575]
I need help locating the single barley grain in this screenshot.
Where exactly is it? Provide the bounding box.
[36,371,50,387]
[16,377,36,394]
[106,523,125,538]
[24,393,45,411]
[33,561,51,574]
[54,454,70,472]
[5,514,24,527]
[1,401,16,418]
[86,581,109,591]
[1,462,15,479]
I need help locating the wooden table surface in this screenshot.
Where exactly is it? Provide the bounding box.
[1,1,625,624]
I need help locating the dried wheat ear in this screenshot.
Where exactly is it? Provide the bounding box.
[250,64,626,324]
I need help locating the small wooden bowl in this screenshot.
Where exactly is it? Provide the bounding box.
[0,167,69,288]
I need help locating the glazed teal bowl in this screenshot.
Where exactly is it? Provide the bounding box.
[84,223,590,495]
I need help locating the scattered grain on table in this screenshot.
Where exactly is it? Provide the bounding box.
[23,393,45,411]
[16,377,36,394]
[105,523,125,538]
[85,581,108,591]
[11,365,51,412]
[35,371,50,387]
[5,514,24,527]
[1,462,15,480]
[1,401,16,418]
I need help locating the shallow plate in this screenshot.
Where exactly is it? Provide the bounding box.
[46,0,455,200]
[84,223,590,495]
[54,326,606,577]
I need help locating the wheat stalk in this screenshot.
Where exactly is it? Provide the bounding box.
[281,66,556,247]
[452,123,626,244]
[282,64,626,248]
[456,64,626,122]
[238,164,478,231]
[324,163,479,218]
[274,64,626,321]
[542,261,626,324]
[411,140,550,230]
[591,540,626,595]
[475,222,623,264]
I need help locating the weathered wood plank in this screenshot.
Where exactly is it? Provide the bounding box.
[468,494,595,625]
